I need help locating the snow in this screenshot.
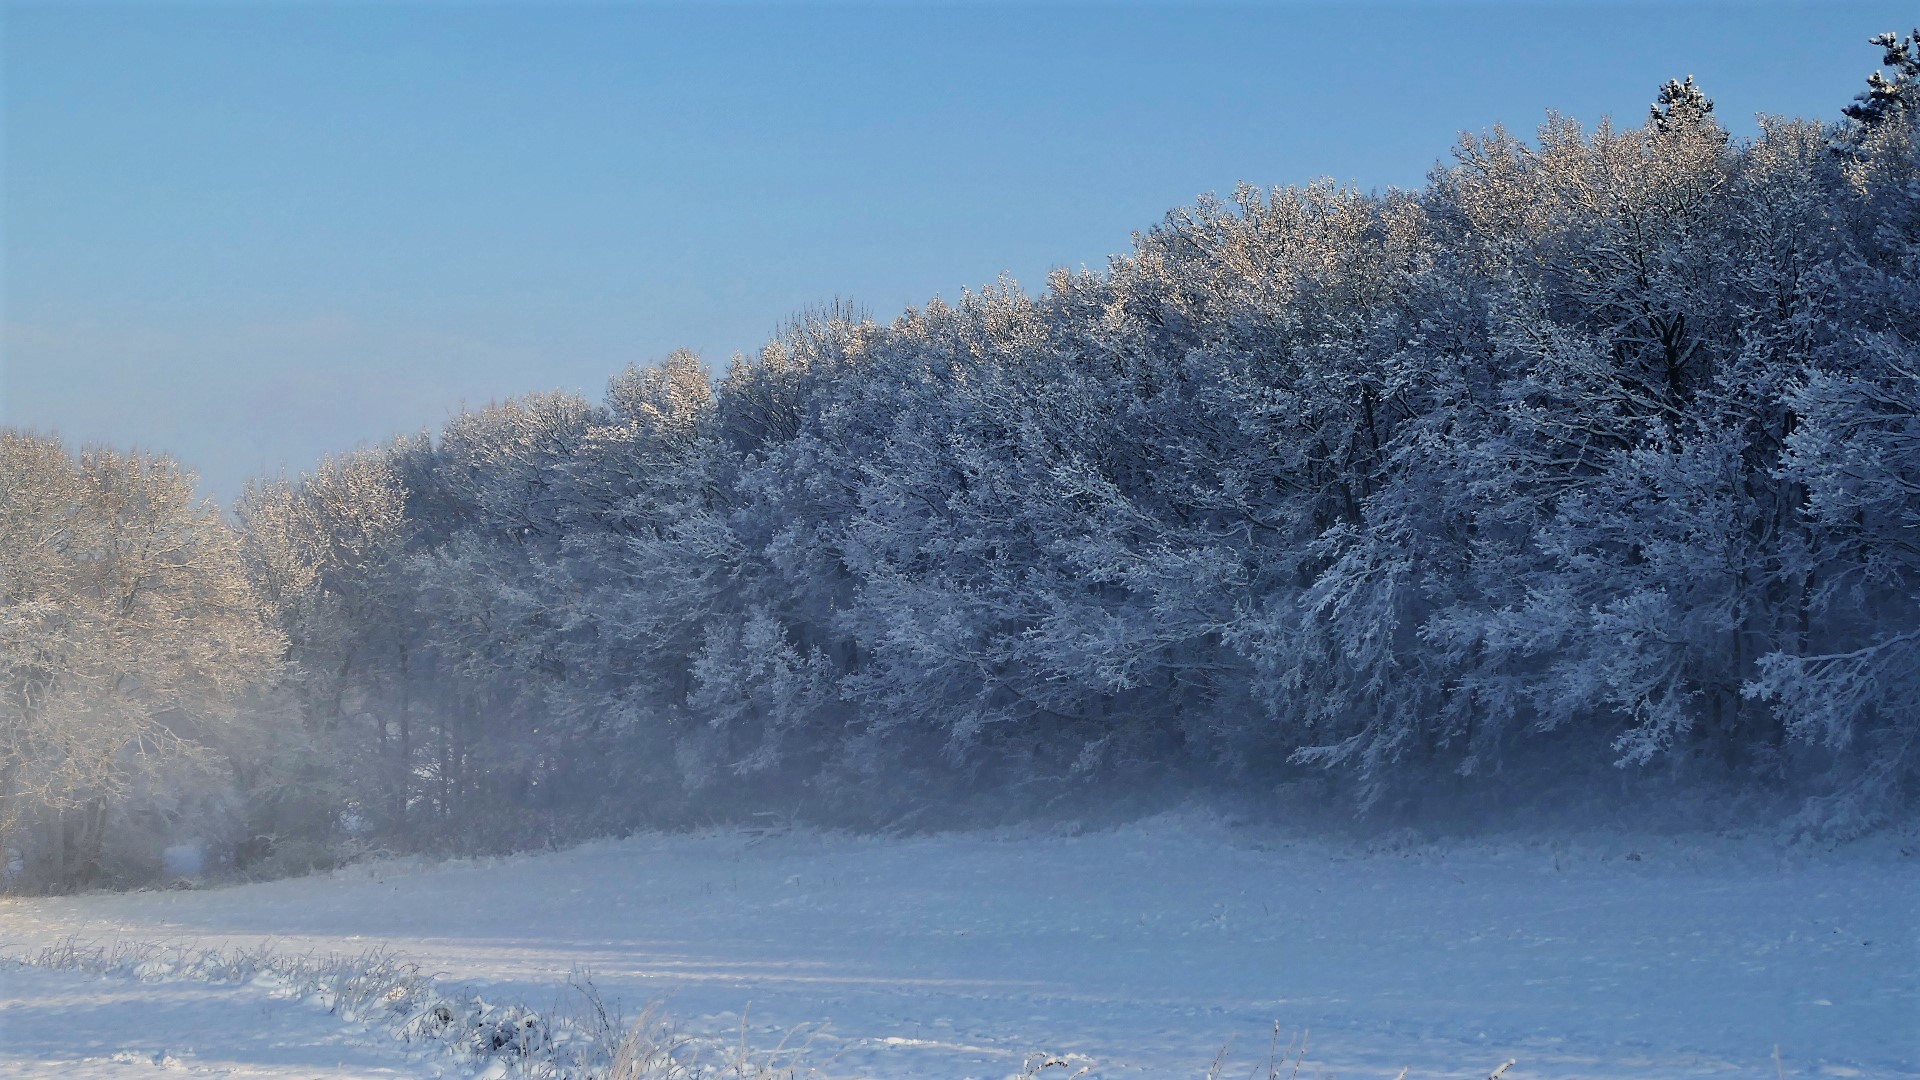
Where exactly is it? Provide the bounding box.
[2,815,1916,1078]
[0,963,420,1079]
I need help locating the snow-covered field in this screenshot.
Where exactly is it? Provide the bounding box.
[0,963,421,1079]
[2,815,1915,1078]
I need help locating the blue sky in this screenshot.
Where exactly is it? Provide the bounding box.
[4,1,1912,500]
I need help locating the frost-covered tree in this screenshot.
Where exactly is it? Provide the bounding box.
[1,433,283,888]
[220,39,1920,849]
[238,447,421,851]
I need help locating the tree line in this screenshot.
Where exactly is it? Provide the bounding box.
[5,35,1918,889]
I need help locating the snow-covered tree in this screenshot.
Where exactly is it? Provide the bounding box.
[208,40,1920,851]
[1,433,283,888]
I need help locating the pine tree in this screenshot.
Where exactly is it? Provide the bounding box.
[1650,75,1715,133]
[1843,30,1920,130]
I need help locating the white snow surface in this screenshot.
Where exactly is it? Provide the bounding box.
[0,962,420,1078]
[2,814,1915,1078]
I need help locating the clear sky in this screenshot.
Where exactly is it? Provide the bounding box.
[4,1,1912,501]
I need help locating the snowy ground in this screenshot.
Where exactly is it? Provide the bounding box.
[0,962,421,1079]
[1,815,1915,1079]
